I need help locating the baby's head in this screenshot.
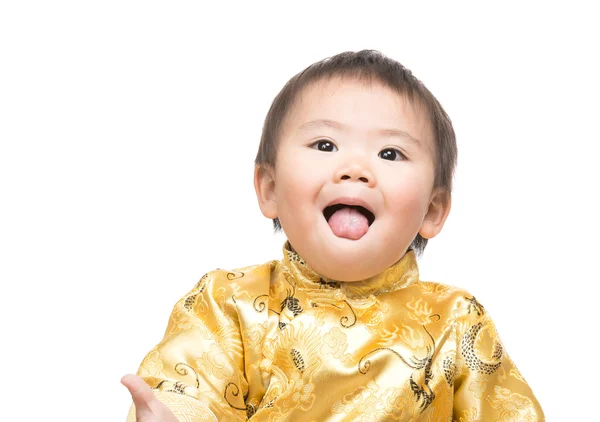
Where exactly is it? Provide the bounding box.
[254,50,457,282]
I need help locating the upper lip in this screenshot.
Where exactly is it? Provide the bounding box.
[323,196,376,216]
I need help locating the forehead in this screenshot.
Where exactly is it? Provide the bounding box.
[285,76,434,155]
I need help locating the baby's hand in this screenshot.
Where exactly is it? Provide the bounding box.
[121,374,178,422]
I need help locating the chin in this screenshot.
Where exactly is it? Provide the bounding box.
[321,266,377,282]
[302,221,371,279]
[313,251,382,282]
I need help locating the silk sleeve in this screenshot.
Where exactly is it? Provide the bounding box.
[126,271,248,422]
[452,297,545,421]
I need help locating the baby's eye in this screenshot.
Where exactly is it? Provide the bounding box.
[310,139,338,152]
[378,148,405,161]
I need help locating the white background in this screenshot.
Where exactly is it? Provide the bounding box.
[1,1,598,420]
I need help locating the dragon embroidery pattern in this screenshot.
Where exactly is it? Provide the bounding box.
[358,324,437,412]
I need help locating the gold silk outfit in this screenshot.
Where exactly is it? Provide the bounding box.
[127,241,544,421]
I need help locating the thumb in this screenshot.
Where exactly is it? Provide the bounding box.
[121,374,156,418]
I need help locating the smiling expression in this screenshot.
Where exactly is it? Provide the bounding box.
[255,76,451,281]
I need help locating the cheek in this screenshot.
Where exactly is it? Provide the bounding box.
[383,175,430,217]
[275,164,322,220]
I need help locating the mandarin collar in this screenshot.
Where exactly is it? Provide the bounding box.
[279,240,420,299]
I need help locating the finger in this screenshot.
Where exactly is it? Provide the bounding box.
[121,374,156,417]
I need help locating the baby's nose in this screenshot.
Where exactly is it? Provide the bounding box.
[340,173,369,183]
[335,163,376,187]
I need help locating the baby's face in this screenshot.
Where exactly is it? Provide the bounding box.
[256,76,450,281]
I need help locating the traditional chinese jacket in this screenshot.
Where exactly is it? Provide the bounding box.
[126,241,544,421]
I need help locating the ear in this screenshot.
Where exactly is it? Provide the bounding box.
[254,164,278,219]
[418,188,451,239]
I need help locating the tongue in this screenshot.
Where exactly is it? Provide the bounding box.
[327,207,370,240]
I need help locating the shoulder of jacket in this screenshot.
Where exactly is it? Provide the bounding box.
[194,259,277,295]
[413,281,487,318]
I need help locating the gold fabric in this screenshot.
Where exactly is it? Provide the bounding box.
[127,241,544,421]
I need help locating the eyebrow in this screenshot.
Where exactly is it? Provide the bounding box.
[298,119,421,146]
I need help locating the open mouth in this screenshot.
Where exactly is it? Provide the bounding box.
[323,204,376,226]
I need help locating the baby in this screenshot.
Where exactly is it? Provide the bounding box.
[122,50,544,421]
